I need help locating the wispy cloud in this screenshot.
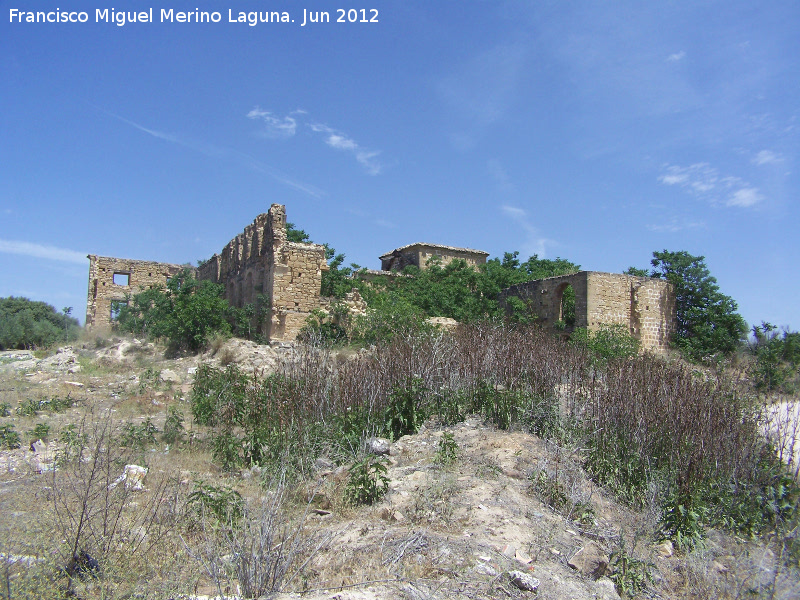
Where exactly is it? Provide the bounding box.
[247,108,298,138]
[666,51,686,62]
[248,108,384,175]
[647,217,705,233]
[307,122,383,175]
[101,108,322,198]
[0,240,86,264]
[501,205,553,258]
[658,162,765,208]
[752,149,783,166]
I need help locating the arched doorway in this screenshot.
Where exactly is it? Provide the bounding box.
[556,283,576,327]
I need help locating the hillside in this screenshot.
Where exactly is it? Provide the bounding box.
[0,333,798,599]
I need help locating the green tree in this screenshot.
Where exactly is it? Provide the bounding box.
[649,250,747,361]
[0,297,79,349]
[117,269,232,352]
[285,222,312,243]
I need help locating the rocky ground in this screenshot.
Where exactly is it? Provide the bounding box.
[1,338,798,599]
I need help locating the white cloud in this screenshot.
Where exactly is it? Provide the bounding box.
[247,108,297,138]
[101,108,322,198]
[659,162,764,208]
[727,187,763,207]
[255,114,384,175]
[0,240,86,264]
[666,51,686,62]
[752,149,783,165]
[326,134,358,151]
[308,121,383,175]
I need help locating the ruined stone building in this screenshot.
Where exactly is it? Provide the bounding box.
[86,204,328,342]
[86,206,675,350]
[196,204,328,342]
[85,256,186,331]
[499,271,675,352]
[379,243,489,272]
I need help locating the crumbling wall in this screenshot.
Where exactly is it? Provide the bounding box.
[197,204,328,342]
[499,271,675,353]
[85,255,186,331]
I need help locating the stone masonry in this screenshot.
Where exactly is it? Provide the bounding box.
[85,255,186,331]
[380,243,489,272]
[499,271,676,353]
[196,204,328,342]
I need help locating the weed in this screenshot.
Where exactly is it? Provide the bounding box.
[658,491,707,552]
[530,470,570,511]
[30,422,50,441]
[609,539,653,598]
[344,456,389,506]
[162,406,185,445]
[139,367,161,393]
[187,481,244,523]
[16,395,73,417]
[120,418,159,451]
[0,424,21,449]
[385,377,427,441]
[0,402,10,417]
[434,432,459,466]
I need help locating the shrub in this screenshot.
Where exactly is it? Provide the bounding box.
[0,424,21,449]
[570,323,640,361]
[344,456,390,506]
[162,406,185,445]
[384,377,427,440]
[116,269,233,353]
[434,432,459,466]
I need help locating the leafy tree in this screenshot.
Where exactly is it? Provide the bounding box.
[117,269,232,352]
[750,322,800,393]
[0,297,79,349]
[649,250,747,361]
[285,222,312,244]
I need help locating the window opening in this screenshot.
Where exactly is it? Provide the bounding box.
[113,272,130,286]
[110,300,128,321]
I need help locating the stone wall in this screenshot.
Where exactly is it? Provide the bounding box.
[380,243,489,272]
[196,204,328,342]
[499,271,675,353]
[85,255,187,331]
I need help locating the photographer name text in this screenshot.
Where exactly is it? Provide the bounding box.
[9,7,379,27]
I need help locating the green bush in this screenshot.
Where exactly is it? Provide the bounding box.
[162,406,185,445]
[0,424,21,449]
[188,480,244,523]
[0,297,79,350]
[435,432,459,466]
[116,269,233,353]
[385,377,428,440]
[344,456,390,506]
[570,324,640,361]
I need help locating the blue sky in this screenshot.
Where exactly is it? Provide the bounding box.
[2,0,798,329]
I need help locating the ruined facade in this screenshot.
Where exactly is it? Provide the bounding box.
[85,255,186,331]
[499,271,676,353]
[196,204,328,342]
[86,204,328,342]
[379,243,489,272]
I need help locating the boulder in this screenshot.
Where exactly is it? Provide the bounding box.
[568,541,609,579]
